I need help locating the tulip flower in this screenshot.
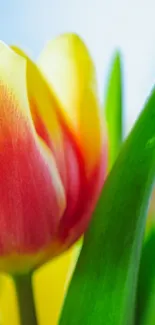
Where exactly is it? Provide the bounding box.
[0,33,107,274]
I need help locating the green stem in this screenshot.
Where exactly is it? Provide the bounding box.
[13,273,38,325]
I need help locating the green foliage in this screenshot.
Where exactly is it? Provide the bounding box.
[105,52,123,170]
[135,227,155,325]
[59,90,155,325]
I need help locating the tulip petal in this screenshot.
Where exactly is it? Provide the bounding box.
[0,42,65,271]
[12,46,67,186]
[11,48,84,209]
[12,37,107,255]
[11,46,86,246]
[38,33,104,175]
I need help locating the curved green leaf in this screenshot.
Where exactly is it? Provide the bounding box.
[105,52,123,170]
[59,90,155,325]
[135,227,155,325]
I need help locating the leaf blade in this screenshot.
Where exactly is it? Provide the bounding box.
[135,227,155,325]
[105,52,123,170]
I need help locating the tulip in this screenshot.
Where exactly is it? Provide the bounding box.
[0,33,107,274]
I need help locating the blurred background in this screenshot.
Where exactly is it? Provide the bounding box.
[1,0,155,133]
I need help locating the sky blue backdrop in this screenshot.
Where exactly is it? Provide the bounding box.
[1,0,155,132]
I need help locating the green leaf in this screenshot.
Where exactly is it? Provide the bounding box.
[135,227,155,325]
[105,52,123,170]
[59,90,155,325]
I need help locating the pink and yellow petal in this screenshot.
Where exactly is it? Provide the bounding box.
[38,33,104,175]
[0,42,65,272]
[12,46,67,186]
[11,46,85,236]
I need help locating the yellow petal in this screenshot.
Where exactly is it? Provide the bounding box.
[0,42,30,121]
[12,46,62,144]
[0,275,19,325]
[34,246,77,325]
[38,33,103,174]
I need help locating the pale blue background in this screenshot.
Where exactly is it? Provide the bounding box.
[1,0,155,132]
